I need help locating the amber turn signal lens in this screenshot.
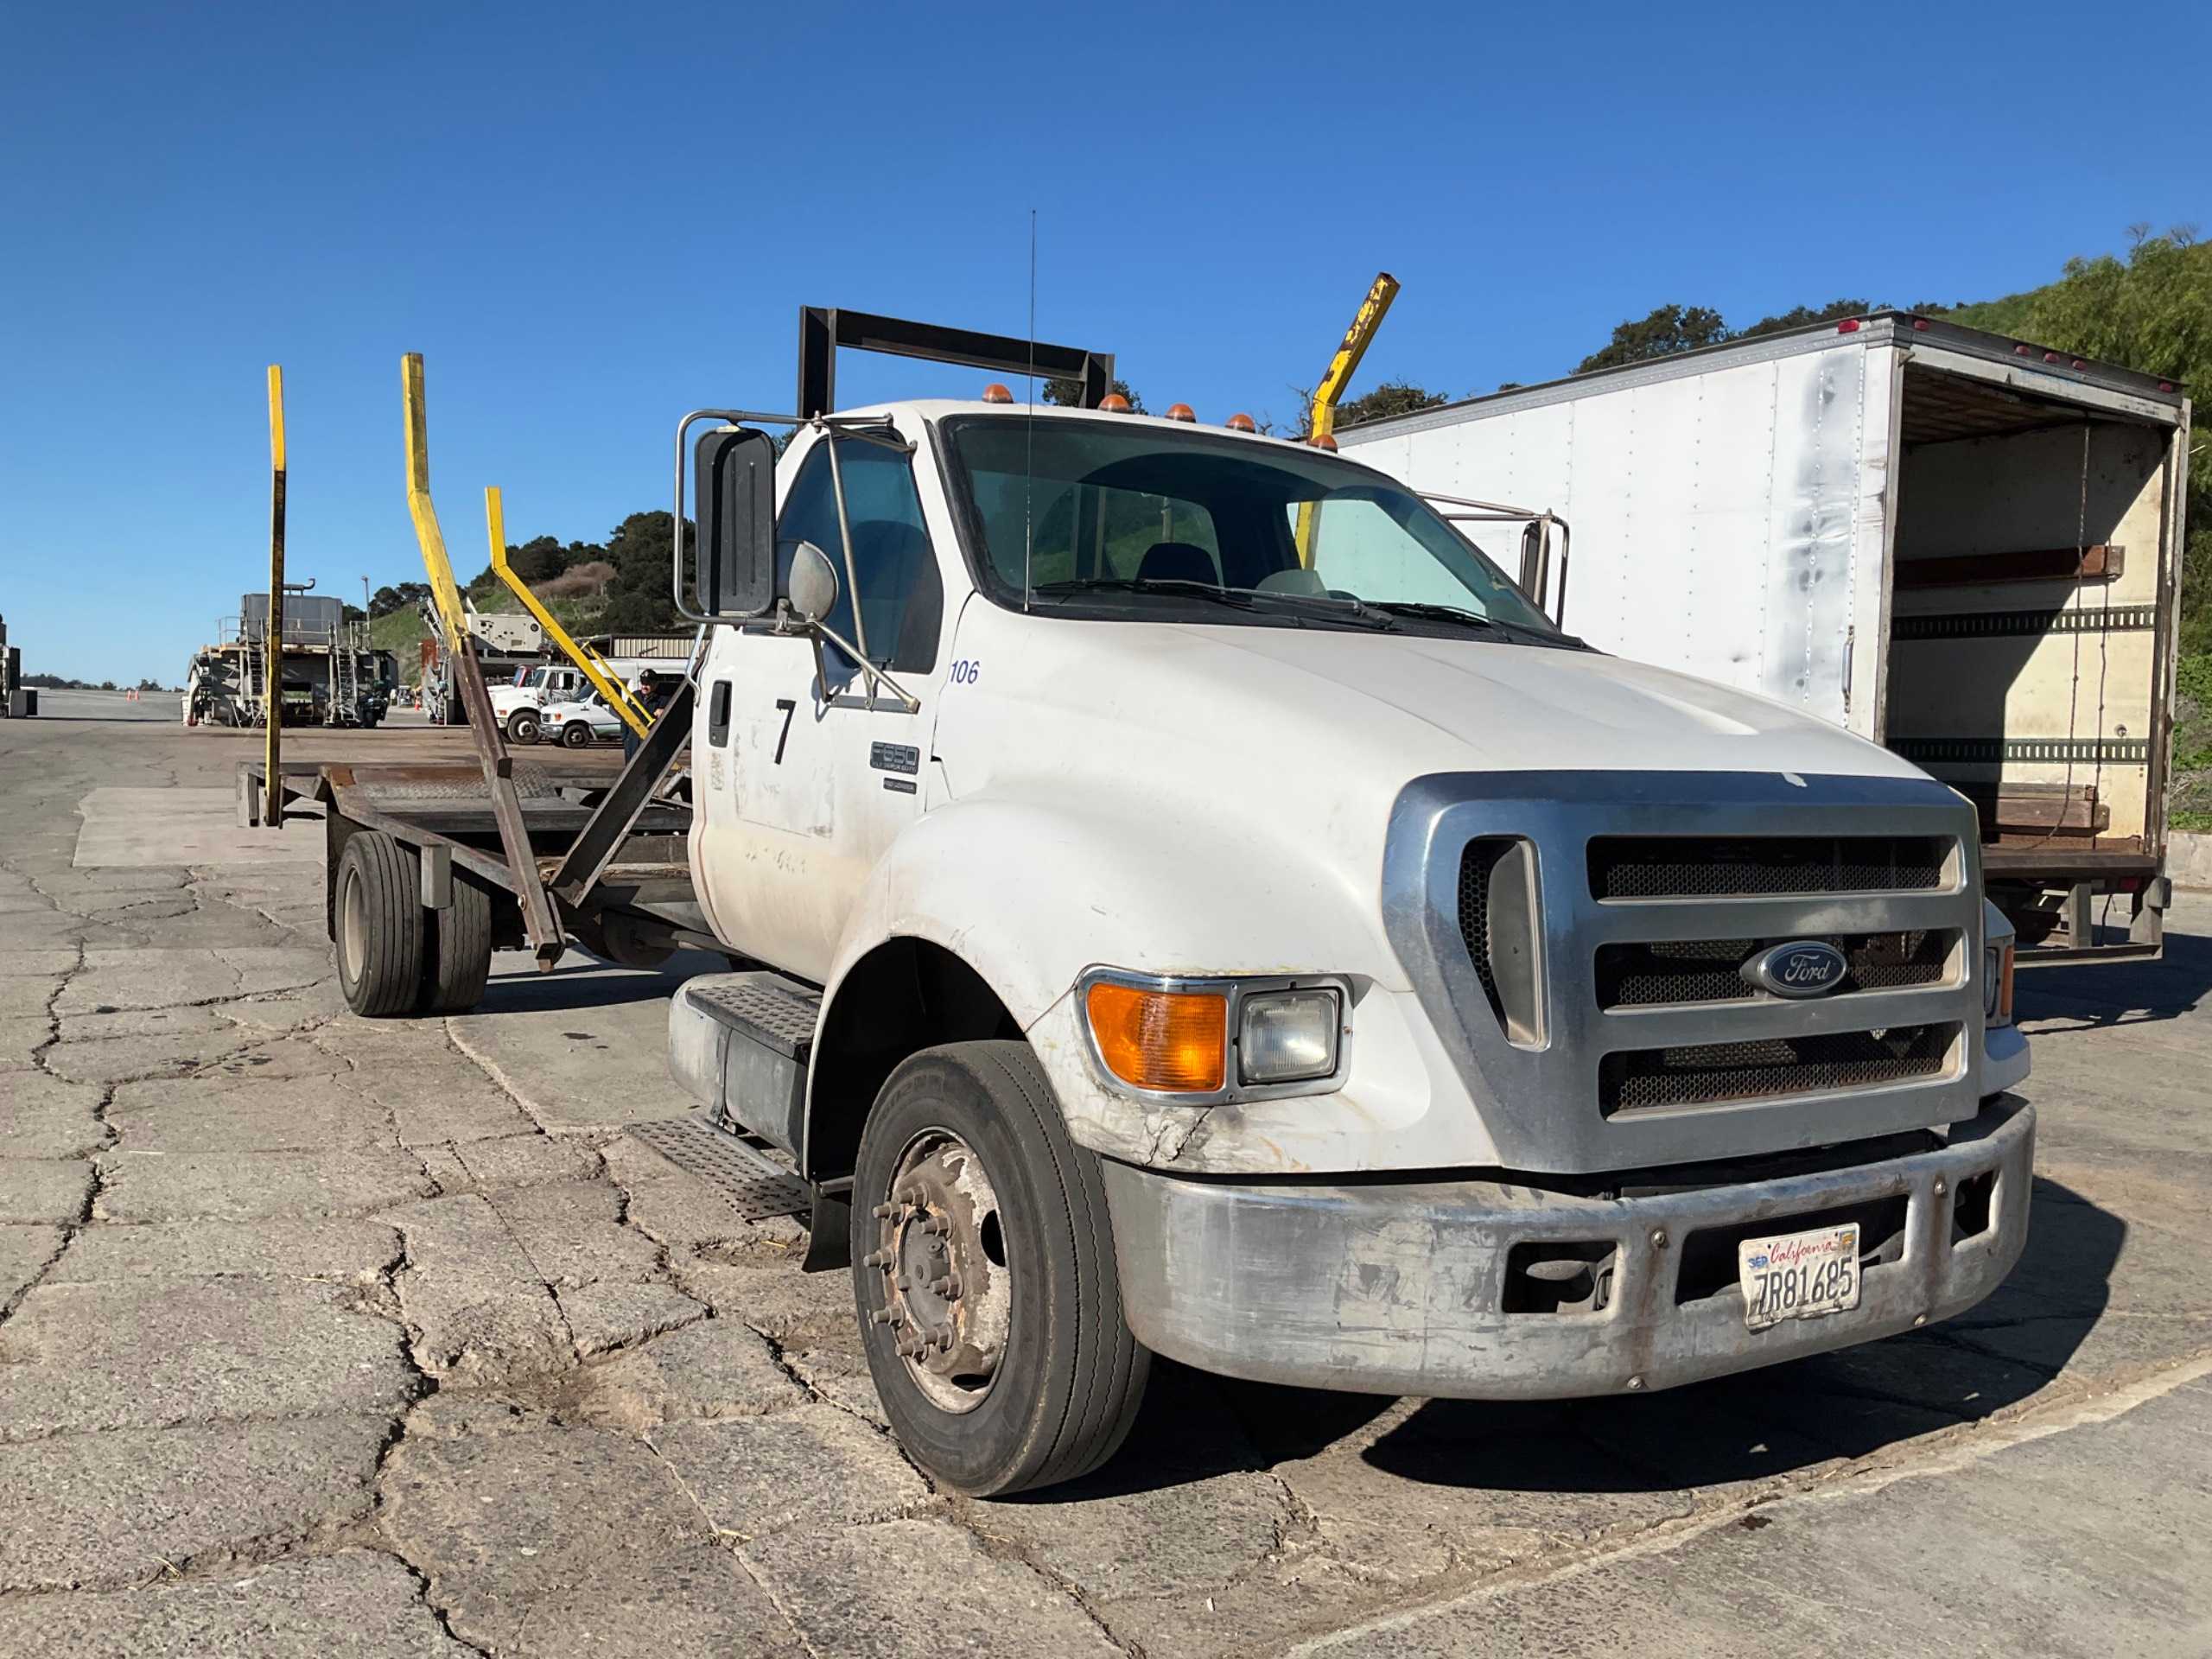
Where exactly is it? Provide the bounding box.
[1086,982,1227,1093]
[1998,943,2015,1024]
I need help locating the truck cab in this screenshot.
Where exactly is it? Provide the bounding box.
[668,368,2032,1497]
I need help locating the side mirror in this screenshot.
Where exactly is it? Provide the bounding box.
[1517,520,1551,609]
[781,540,839,626]
[691,426,779,619]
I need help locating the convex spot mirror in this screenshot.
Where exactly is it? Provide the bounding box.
[779,540,839,626]
[691,426,779,620]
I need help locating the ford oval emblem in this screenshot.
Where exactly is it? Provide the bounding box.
[1741,940,1850,998]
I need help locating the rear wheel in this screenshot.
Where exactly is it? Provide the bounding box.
[334,831,423,1017]
[418,870,494,1013]
[508,709,541,745]
[850,1041,1148,1497]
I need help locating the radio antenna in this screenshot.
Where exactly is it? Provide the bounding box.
[1022,207,1037,613]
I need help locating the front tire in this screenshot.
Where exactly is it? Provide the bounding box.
[850,1041,1148,1497]
[508,709,541,745]
[561,721,591,748]
[334,831,423,1017]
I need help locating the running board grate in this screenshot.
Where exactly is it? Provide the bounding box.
[626,1113,812,1221]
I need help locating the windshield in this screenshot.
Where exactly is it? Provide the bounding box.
[942,415,1566,641]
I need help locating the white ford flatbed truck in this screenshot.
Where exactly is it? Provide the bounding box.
[314,313,2032,1497]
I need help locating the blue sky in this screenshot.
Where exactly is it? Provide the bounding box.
[3,1,2203,683]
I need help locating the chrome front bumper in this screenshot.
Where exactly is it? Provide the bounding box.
[1102,1096,2033,1399]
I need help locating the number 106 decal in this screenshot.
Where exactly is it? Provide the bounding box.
[949,658,982,685]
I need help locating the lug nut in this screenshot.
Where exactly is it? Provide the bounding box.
[1650,1229,1669,1249]
[1933,1178,1948,1197]
[869,1307,894,1325]
[871,1203,899,1220]
[922,1217,951,1237]
[932,1274,962,1299]
[862,1249,889,1268]
[1625,1374,1645,1392]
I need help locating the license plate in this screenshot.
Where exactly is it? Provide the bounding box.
[1738,1222,1860,1331]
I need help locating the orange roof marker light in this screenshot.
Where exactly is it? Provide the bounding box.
[1166,403,1196,423]
[1099,393,1133,413]
[981,383,1015,404]
[1224,412,1256,432]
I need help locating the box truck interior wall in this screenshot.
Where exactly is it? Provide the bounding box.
[1882,369,2173,867]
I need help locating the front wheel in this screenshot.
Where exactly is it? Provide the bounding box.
[508,709,541,745]
[560,721,593,748]
[850,1041,1148,1497]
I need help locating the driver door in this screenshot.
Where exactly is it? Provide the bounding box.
[695,427,945,982]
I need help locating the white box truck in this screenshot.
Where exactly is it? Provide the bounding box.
[1341,314,2193,963]
[314,310,2035,1497]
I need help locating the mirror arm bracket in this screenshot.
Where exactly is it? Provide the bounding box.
[806,617,921,715]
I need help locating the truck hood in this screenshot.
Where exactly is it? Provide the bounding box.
[938,611,1926,798]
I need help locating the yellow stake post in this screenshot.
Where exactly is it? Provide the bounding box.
[485,486,652,739]
[1294,272,1401,564]
[263,365,286,828]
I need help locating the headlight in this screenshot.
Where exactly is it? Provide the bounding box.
[1079,971,1348,1101]
[1238,988,1341,1084]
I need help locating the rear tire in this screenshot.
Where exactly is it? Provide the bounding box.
[850,1041,1148,1497]
[418,870,494,1013]
[508,709,541,745]
[334,831,424,1018]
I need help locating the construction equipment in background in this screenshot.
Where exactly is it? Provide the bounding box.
[416,598,546,725]
[184,590,383,728]
[484,486,651,737]
[0,613,35,717]
[1294,271,1400,563]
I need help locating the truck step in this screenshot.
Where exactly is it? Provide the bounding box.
[667,971,820,1157]
[684,973,819,1062]
[627,1112,810,1222]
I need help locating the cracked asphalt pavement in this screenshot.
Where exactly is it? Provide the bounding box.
[3,696,2209,1656]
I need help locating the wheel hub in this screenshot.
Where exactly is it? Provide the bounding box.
[865,1131,1009,1413]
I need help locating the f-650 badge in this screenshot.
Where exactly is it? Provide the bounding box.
[1740,940,1849,998]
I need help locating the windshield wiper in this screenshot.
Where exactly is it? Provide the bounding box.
[1033,576,1398,630]
[1361,600,1568,646]
[1032,576,1262,611]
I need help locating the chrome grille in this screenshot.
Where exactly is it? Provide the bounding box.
[1382,772,1985,1175]
[1600,1025,1959,1116]
[1588,836,1948,900]
[1595,931,1955,1009]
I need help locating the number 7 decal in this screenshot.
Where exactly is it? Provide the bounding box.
[772,698,796,764]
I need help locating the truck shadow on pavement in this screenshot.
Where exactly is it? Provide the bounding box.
[1052,1175,2121,1503]
[473,950,731,1014]
[2014,919,2212,1033]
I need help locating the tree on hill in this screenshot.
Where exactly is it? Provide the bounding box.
[1733,298,1872,341]
[1043,376,1145,412]
[1576,304,1729,372]
[594,512,688,634]
[1332,379,1452,430]
[1999,226,2210,652]
[370,582,429,619]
